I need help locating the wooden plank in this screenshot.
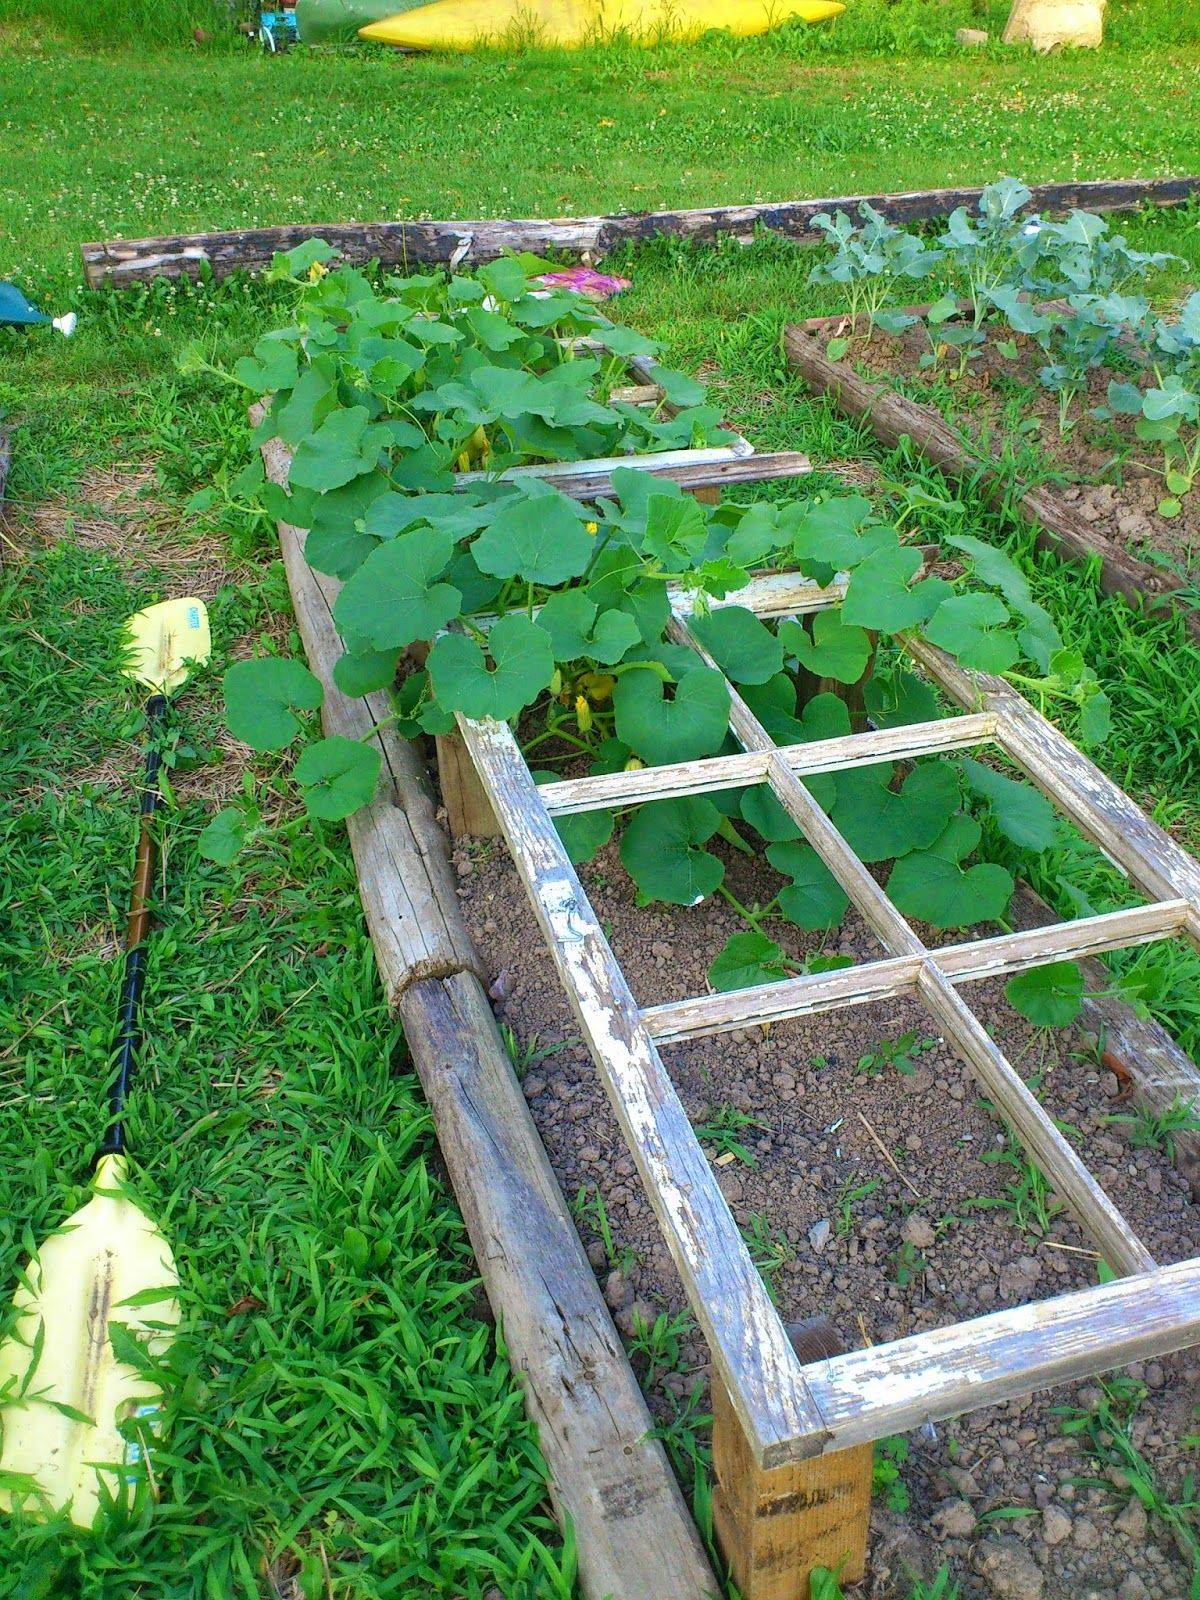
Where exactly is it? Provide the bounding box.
[454,439,754,490]
[642,900,1189,1045]
[454,710,832,1469]
[713,1319,872,1599]
[672,569,850,619]
[435,731,501,838]
[645,953,923,1043]
[672,609,1153,1276]
[801,1255,1200,1452]
[538,713,995,817]
[398,974,719,1600]
[782,324,1200,638]
[82,175,1200,287]
[263,418,721,1597]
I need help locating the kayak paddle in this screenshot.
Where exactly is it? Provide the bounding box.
[0,597,211,1527]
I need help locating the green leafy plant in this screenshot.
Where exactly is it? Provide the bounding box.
[856,1028,936,1078]
[836,1176,881,1237]
[872,1434,911,1512]
[968,1130,1063,1238]
[1109,1094,1200,1161]
[1056,1377,1200,1587]
[627,1307,695,1387]
[694,1103,767,1166]
[741,1212,795,1301]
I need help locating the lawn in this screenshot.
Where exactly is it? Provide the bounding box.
[2,9,1200,1596]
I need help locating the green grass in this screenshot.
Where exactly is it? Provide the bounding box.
[0,545,571,1598]
[4,16,1200,1596]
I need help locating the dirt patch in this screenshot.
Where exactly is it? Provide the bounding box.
[455,823,1200,1599]
[811,315,1199,584]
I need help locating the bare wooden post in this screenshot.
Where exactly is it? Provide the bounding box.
[436,731,501,838]
[688,483,721,506]
[712,1318,873,1599]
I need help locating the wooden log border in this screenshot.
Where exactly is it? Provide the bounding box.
[81,174,1200,287]
[782,322,1200,642]
[257,416,719,1600]
[451,562,1200,1469]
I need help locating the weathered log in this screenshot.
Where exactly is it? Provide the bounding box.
[398,973,719,1600]
[258,416,718,1599]
[81,175,1200,287]
[783,324,1200,640]
[260,427,485,1002]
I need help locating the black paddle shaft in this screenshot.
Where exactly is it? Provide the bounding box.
[98,694,167,1161]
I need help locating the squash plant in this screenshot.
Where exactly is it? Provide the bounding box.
[220,247,1110,1014]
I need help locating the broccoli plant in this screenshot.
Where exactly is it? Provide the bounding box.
[807,201,942,343]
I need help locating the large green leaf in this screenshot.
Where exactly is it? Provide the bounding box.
[887,822,1013,926]
[427,613,555,721]
[333,527,460,652]
[961,757,1057,852]
[288,406,390,493]
[780,610,871,685]
[620,797,724,906]
[332,647,402,698]
[293,736,381,821]
[535,590,641,666]
[471,483,594,585]
[1006,962,1085,1028]
[708,931,790,992]
[691,606,784,685]
[765,841,850,929]
[740,784,803,843]
[830,761,960,862]
[640,494,709,564]
[613,667,730,764]
[224,658,323,751]
[842,545,950,631]
[924,593,1020,674]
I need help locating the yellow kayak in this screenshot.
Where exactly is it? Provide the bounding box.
[360,0,843,49]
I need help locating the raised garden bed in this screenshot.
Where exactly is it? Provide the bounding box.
[784,180,1200,642]
[232,246,1200,1598]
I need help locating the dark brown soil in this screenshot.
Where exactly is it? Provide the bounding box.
[452,820,1200,1600]
[813,314,1199,584]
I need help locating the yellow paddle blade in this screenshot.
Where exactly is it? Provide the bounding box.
[122,598,211,695]
[0,1156,180,1528]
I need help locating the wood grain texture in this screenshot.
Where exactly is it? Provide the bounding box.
[435,731,501,838]
[82,176,1200,286]
[264,417,718,1598]
[802,1255,1200,1450]
[454,709,831,1469]
[642,900,1189,1045]
[537,713,995,816]
[398,973,719,1600]
[782,325,1200,638]
[713,1320,872,1599]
